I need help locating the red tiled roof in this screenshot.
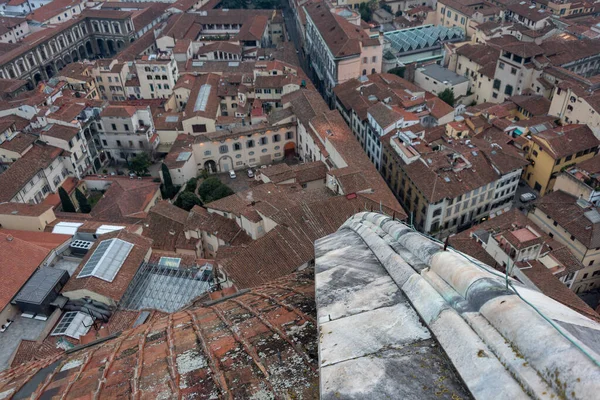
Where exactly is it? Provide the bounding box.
[0,229,69,250]
[27,0,83,23]
[142,201,189,252]
[0,144,66,202]
[9,340,64,369]
[531,124,599,159]
[0,202,54,217]
[61,230,152,302]
[0,232,51,311]
[89,178,160,222]
[521,260,600,321]
[0,269,318,399]
[305,2,380,58]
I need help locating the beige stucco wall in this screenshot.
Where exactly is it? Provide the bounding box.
[337,42,383,84]
[0,208,56,231]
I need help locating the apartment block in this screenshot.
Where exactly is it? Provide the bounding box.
[92,59,130,102]
[0,143,74,204]
[436,0,501,38]
[98,104,158,162]
[523,124,599,195]
[529,190,600,294]
[135,53,179,100]
[380,124,528,236]
[304,2,383,107]
[334,73,454,169]
[0,17,30,44]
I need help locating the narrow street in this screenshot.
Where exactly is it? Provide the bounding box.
[281,1,314,82]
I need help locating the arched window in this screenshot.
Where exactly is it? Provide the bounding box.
[233,142,241,151]
[371,68,376,74]
[162,75,167,80]
[362,69,366,76]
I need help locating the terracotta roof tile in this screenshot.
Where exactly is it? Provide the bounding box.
[0,143,66,202]
[0,229,69,250]
[0,270,318,399]
[531,124,599,160]
[305,2,380,58]
[186,206,252,245]
[61,230,153,302]
[9,340,64,368]
[142,201,189,252]
[0,231,52,311]
[89,178,160,222]
[521,260,600,321]
[510,95,551,116]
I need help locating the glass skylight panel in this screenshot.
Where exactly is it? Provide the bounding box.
[158,257,182,268]
[194,84,212,112]
[51,311,93,339]
[78,240,112,278]
[77,239,133,282]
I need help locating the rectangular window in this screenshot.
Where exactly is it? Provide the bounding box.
[192,124,207,133]
[111,123,117,131]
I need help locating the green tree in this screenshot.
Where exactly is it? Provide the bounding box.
[359,2,373,21]
[161,163,177,199]
[395,10,403,17]
[388,66,405,78]
[210,185,234,202]
[174,191,203,211]
[438,88,455,107]
[59,187,76,213]
[185,177,198,193]
[197,177,235,203]
[129,152,151,175]
[220,0,246,8]
[75,188,91,213]
[254,0,278,9]
[198,177,223,201]
[381,4,392,14]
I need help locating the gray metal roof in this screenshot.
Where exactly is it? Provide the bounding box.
[119,262,213,313]
[418,63,469,85]
[384,24,464,54]
[14,267,68,305]
[315,212,600,400]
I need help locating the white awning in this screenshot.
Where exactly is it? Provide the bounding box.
[52,222,83,235]
[96,225,125,235]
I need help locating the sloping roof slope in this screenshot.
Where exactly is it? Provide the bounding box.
[0,270,318,399]
[0,232,51,311]
[316,212,600,399]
